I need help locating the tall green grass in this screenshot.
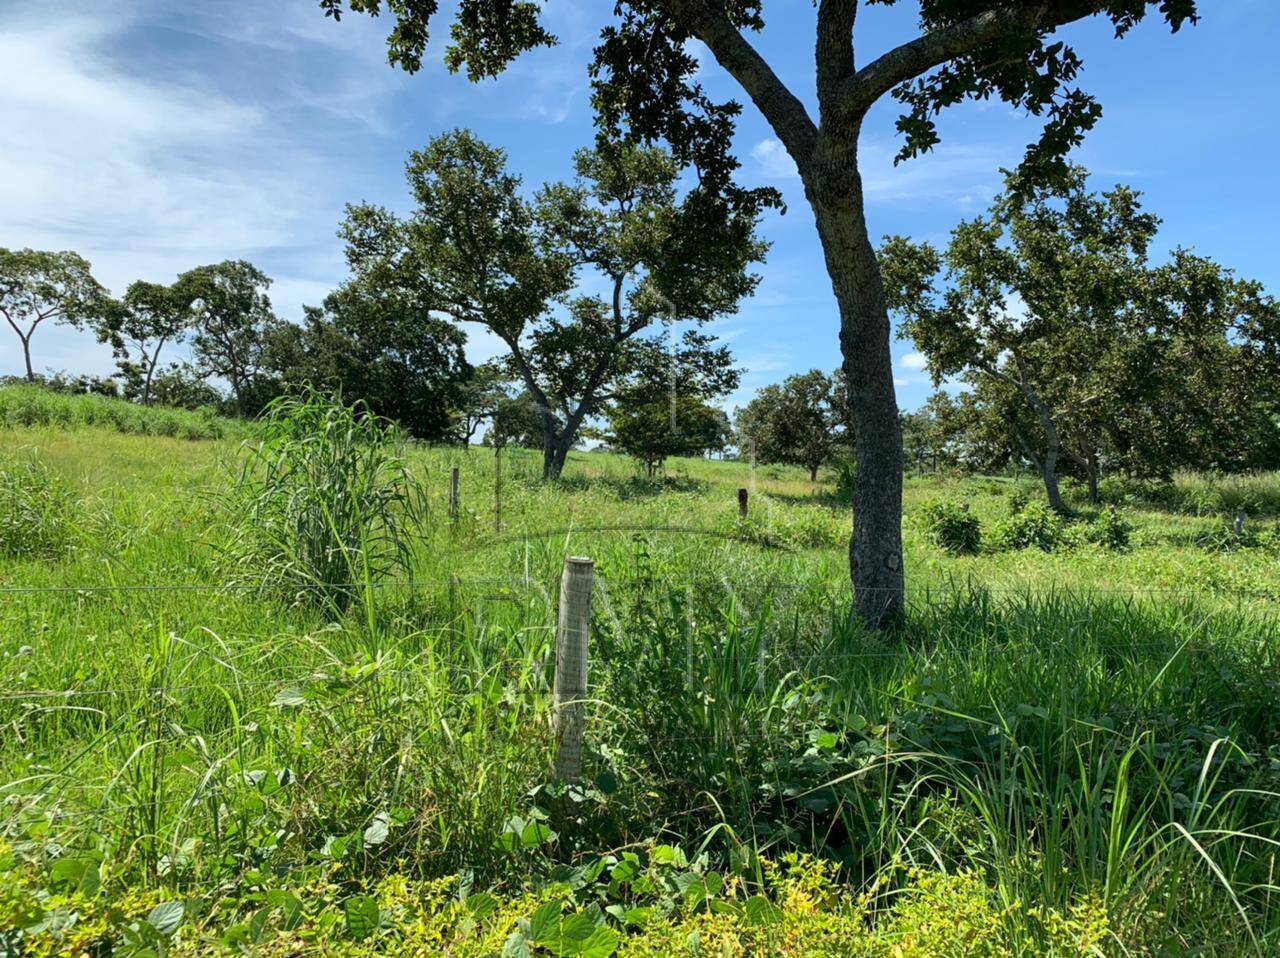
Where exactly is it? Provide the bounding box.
[0,383,240,440]
[221,393,427,611]
[4,401,1280,953]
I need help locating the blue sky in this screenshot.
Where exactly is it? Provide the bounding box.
[2,0,1277,412]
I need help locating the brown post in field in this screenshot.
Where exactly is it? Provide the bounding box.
[553,556,593,786]
[1235,510,1246,536]
[449,467,459,524]
[738,488,749,518]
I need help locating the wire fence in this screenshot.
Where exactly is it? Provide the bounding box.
[5,559,1280,864]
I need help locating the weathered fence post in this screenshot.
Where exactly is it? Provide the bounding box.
[553,556,593,785]
[449,467,459,524]
[738,487,749,518]
[1235,510,1246,537]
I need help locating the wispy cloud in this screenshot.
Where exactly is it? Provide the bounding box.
[750,135,1007,211]
[900,352,928,371]
[0,2,393,376]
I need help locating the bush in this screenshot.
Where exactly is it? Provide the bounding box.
[989,500,1065,552]
[221,393,425,610]
[0,452,76,560]
[921,500,982,555]
[1087,507,1132,552]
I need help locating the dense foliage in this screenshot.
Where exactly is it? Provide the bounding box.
[884,168,1280,510]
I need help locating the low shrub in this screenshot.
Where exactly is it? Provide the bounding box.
[989,500,1065,552]
[1087,507,1133,552]
[921,500,982,555]
[0,845,1110,958]
[0,451,76,559]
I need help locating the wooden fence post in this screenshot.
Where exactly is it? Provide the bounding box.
[738,487,749,518]
[1235,510,1246,537]
[553,556,593,785]
[449,467,459,524]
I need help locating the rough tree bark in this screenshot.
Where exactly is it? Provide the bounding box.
[807,142,905,626]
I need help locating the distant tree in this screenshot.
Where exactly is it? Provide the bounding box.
[485,391,546,450]
[609,394,731,476]
[0,248,107,381]
[883,168,1159,510]
[317,0,1204,628]
[147,363,225,410]
[339,131,762,479]
[269,285,471,441]
[177,260,283,416]
[900,393,962,475]
[96,280,192,405]
[455,361,513,445]
[606,329,739,474]
[886,171,1280,505]
[735,369,846,481]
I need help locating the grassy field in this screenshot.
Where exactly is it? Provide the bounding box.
[4,394,1280,955]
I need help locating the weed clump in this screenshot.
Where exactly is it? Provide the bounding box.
[0,452,76,559]
[221,393,424,610]
[1087,507,1133,551]
[989,500,1065,552]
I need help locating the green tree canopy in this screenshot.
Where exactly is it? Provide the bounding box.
[96,280,192,405]
[884,168,1280,507]
[177,260,284,416]
[268,284,471,441]
[340,131,761,478]
[735,369,847,481]
[0,248,107,381]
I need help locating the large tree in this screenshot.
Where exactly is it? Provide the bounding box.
[340,131,761,478]
[735,369,847,481]
[318,0,1201,626]
[0,248,106,381]
[97,280,192,405]
[882,168,1159,510]
[178,260,282,416]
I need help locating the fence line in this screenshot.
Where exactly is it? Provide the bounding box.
[2,575,1278,599]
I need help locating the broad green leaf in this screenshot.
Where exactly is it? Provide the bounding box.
[343,895,379,941]
[147,901,185,937]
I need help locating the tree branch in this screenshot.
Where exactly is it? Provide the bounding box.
[666,0,818,173]
[843,1,1104,115]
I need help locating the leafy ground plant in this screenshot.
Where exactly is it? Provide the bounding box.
[921,499,981,555]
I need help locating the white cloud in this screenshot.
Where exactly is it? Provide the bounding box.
[751,138,800,180]
[901,352,928,371]
[0,3,388,377]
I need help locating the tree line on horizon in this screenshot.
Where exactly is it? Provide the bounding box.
[5,149,1278,507]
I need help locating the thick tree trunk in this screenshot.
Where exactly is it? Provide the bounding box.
[1086,468,1098,504]
[804,146,904,629]
[22,335,35,381]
